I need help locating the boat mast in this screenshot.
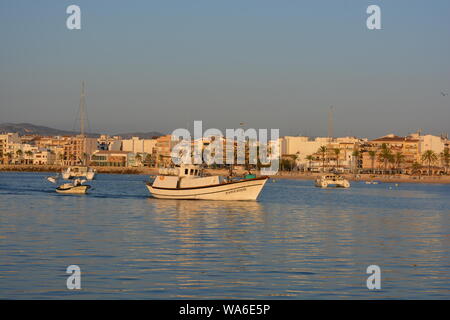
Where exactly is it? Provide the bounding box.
[327,106,334,172]
[79,81,87,137]
[77,80,89,166]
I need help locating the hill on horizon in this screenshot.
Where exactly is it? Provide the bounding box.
[0,123,99,137]
[0,123,163,139]
[115,131,163,139]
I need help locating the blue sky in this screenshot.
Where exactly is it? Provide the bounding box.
[0,0,449,138]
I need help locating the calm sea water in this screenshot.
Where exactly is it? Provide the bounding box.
[0,172,449,299]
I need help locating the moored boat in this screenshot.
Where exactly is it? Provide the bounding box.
[146,165,268,200]
[315,174,350,188]
[62,166,96,180]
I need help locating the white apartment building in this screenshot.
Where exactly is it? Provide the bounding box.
[281,136,329,160]
[122,137,157,154]
[280,136,364,170]
[411,133,447,155]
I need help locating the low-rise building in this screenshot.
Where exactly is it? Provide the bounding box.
[90,150,133,167]
[97,135,122,151]
[33,149,56,165]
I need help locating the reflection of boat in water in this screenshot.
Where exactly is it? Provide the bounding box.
[315,174,350,188]
[62,166,96,180]
[148,197,266,224]
[149,197,265,214]
[56,179,91,194]
[146,165,268,200]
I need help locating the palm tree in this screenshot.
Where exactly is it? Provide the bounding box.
[5,152,13,164]
[281,158,295,171]
[388,154,395,172]
[394,151,405,173]
[16,149,23,164]
[352,149,360,174]
[25,151,33,164]
[368,150,377,173]
[378,145,392,174]
[70,154,77,165]
[306,155,314,172]
[411,162,422,176]
[318,146,327,172]
[58,153,65,166]
[135,153,142,166]
[81,152,89,165]
[294,152,302,171]
[145,154,152,167]
[334,148,340,169]
[421,150,438,176]
[440,148,450,174]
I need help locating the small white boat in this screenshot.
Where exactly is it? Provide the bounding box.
[146,165,268,200]
[365,181,379,185]
[62,166,96,180]
[47,175,59,184]
[56,179,90,194]
[315,174,350,188]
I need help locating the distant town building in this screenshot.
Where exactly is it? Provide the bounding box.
[1,129,448,173]
[280,136,364,171]
[97,135,122,151]
[63,136,98,166]
[90,150,133,167]
[361,134,420,173]
[33,149,56,165]
[155,135,175,167]
[122,137,157,154]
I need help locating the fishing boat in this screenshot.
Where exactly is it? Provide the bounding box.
[62,166,96,180]
[315,174,350,188]
[146,165,268,200]
[55,179,91,194]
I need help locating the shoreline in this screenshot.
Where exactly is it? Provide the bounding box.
[1,165,449,184]
[271,172,450,184]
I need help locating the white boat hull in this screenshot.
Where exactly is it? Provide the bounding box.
[56,185,90,194]
[146,177,268,200]
[315,175,350,188]
[315,180,350,188]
